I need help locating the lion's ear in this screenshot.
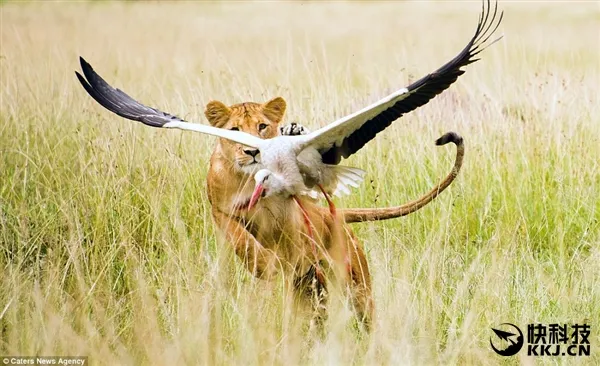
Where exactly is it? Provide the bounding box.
[262,97,286,124]
[205,101,231,127]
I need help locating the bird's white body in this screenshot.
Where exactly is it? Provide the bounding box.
[256,135,308,196]
[257,135,366,199]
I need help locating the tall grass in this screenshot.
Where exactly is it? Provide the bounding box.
[1,2,598,365]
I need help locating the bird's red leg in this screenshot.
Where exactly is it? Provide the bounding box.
[294,196,313,238]
[317,185,351,277]
[293,196,325,285]
[317,184,336,218]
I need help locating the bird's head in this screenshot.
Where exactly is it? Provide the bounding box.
[248,169,287,210]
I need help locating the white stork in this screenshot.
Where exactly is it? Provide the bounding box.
[76,0,502,220]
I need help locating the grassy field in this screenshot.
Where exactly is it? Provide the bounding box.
[1,1,599,365]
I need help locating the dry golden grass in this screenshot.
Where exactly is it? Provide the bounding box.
[1,1,599,365]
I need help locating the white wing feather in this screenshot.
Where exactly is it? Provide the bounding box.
[298,88,412,152]
[162,121,263,148]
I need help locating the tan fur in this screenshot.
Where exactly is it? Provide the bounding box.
[205,97,463,329]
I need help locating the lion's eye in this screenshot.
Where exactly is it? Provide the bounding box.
[230,127,239,131]
[258,123,268,131]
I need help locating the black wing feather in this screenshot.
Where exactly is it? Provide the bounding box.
[75,57,186,127]
[320,0,503,165]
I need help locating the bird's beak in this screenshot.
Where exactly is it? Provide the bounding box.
[248,184,264,210]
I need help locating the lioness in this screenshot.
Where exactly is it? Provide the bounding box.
[205,97,463,329]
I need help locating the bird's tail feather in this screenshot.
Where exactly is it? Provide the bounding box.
[330,166,366,197]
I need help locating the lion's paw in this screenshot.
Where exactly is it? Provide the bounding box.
[280,122,310,136]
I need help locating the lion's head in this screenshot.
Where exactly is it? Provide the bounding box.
[205,97,286,174]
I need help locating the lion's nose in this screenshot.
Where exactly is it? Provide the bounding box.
[243,149,260,158]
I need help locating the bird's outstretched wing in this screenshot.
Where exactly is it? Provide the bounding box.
[75,57,262,148]
[305,0,503,164]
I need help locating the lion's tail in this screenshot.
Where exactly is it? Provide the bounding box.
[341,132,464,223]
